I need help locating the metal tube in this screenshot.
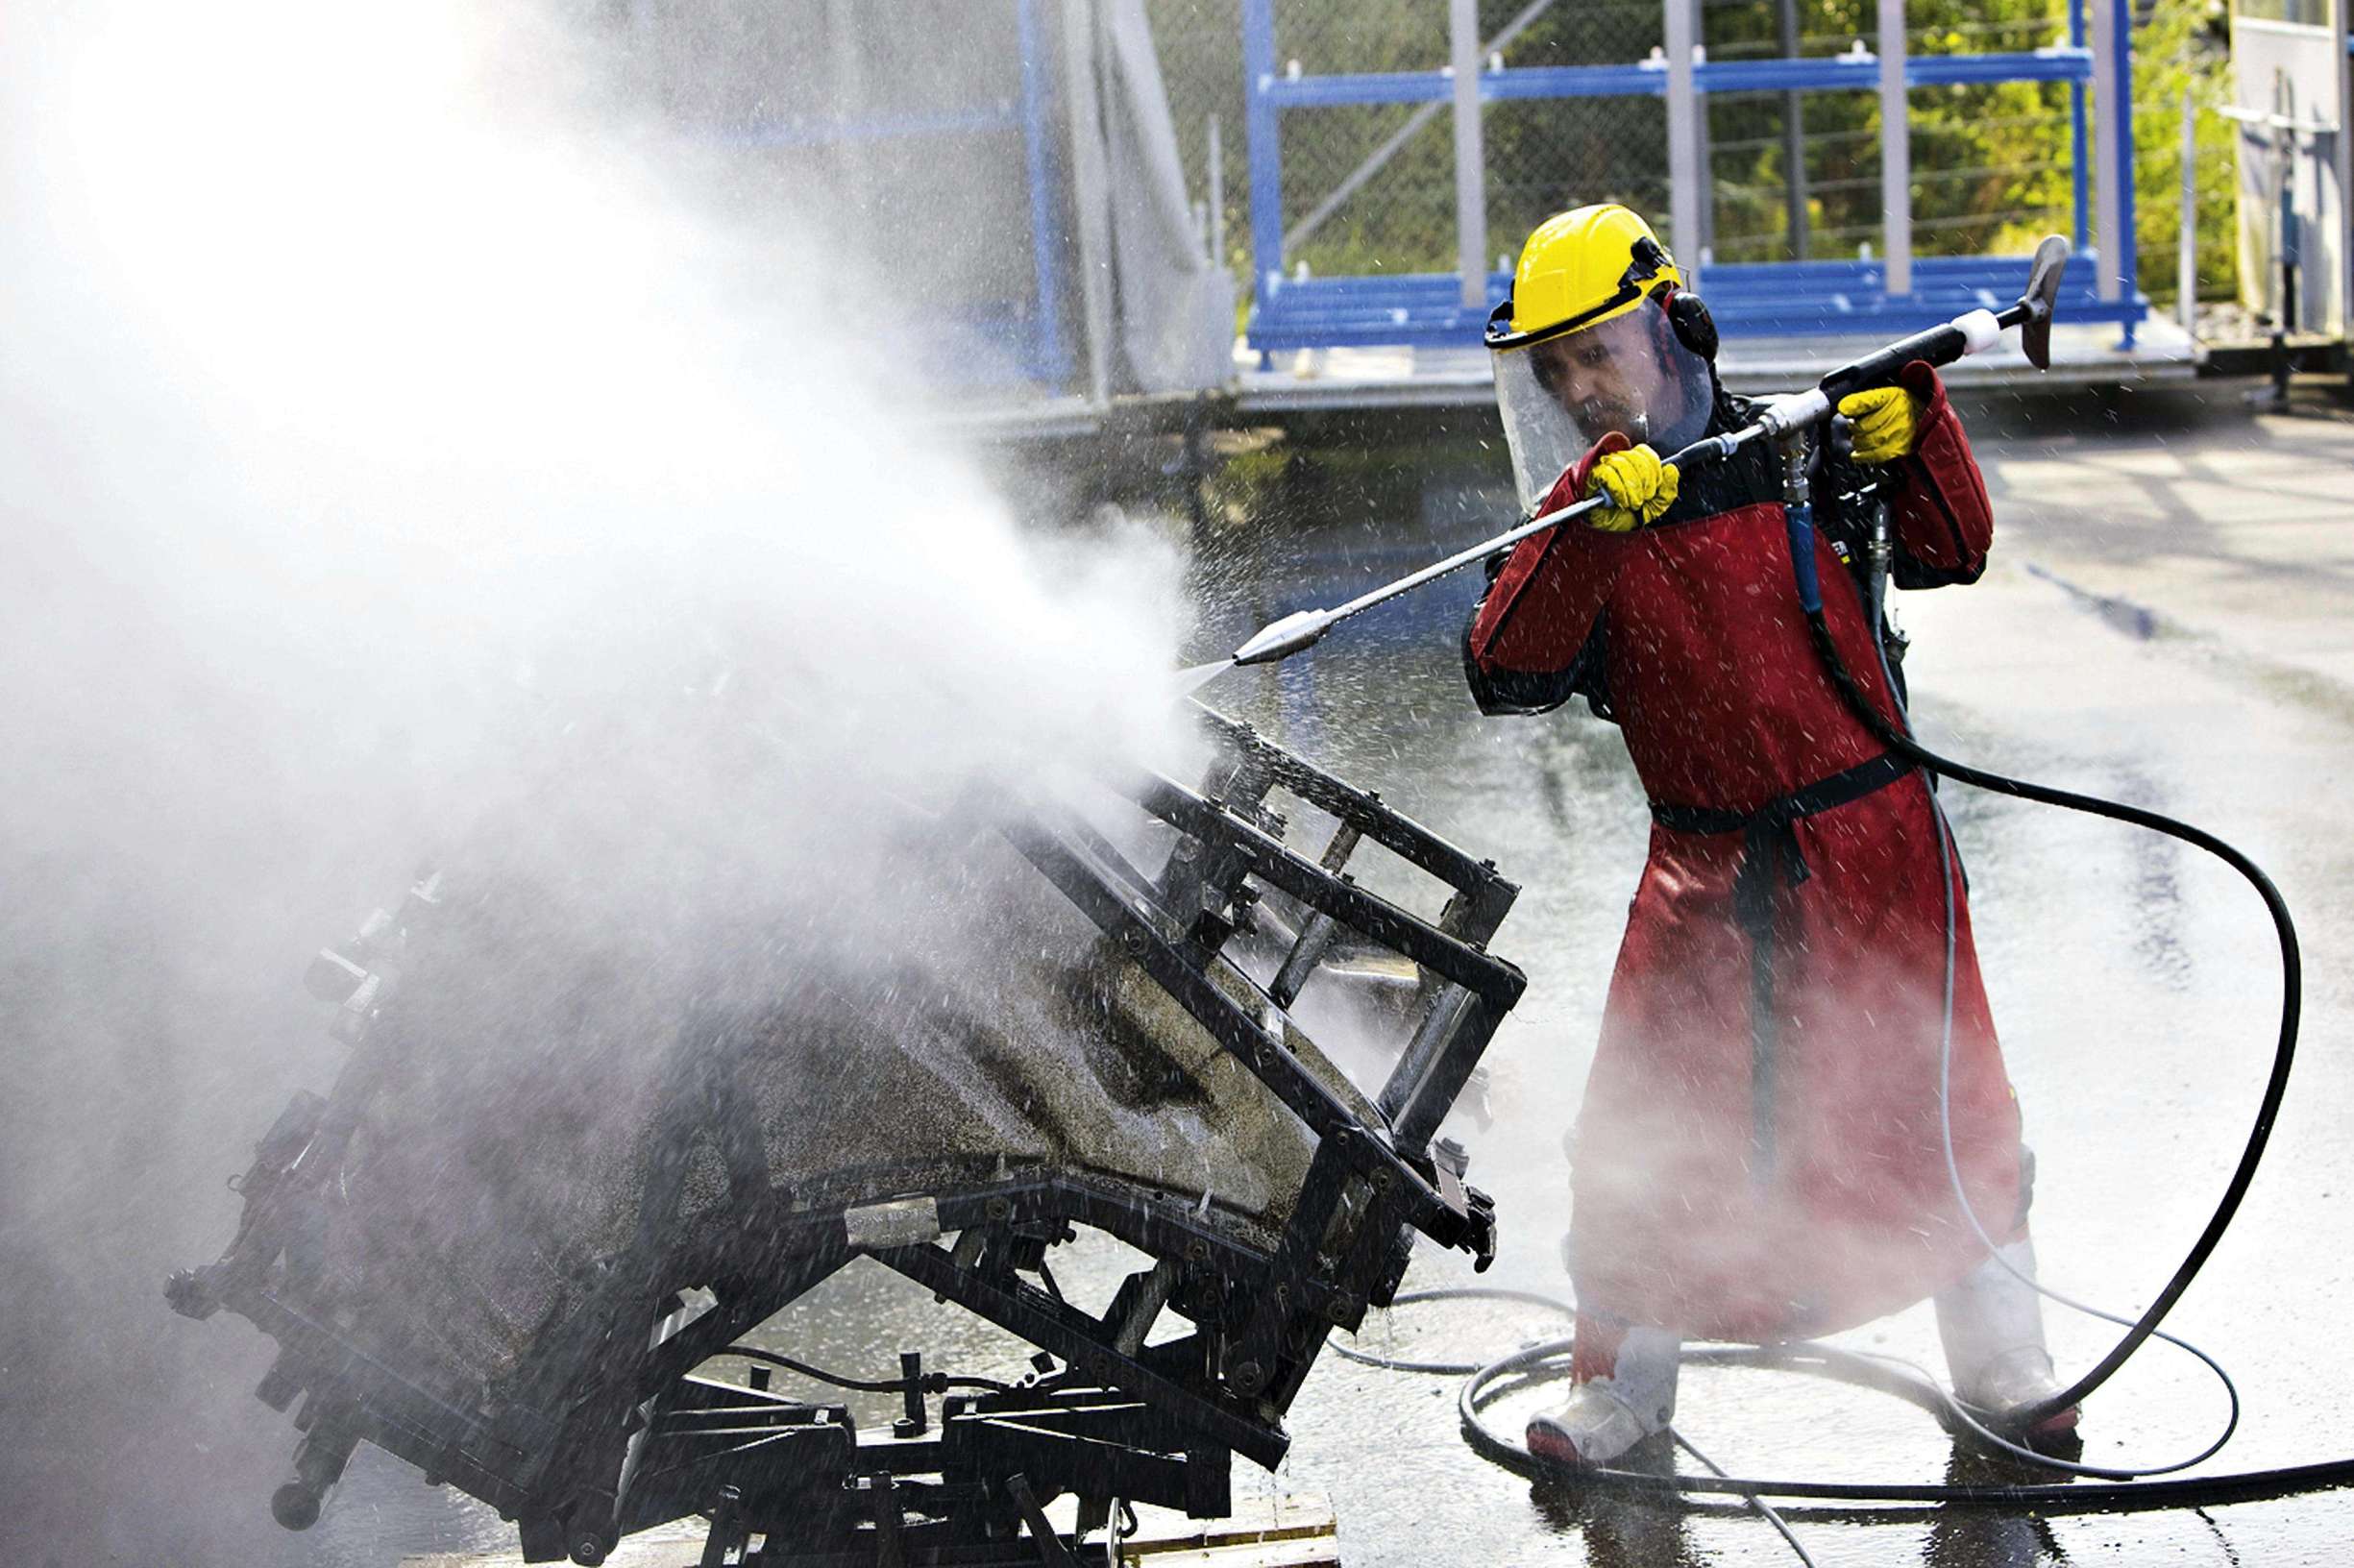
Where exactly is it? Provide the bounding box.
[1665,0,1704,287]
[1877,0,1911,296]
[1225,257,2064,667]
[2069,0,2091,252]
[1017,0,1070,384]
[1378,987,1471,1126]
[824,0,874,224]
[1060,0,1117,404]
[1113,1259,1183,1356]
[2338,0,2354,339]
[1270,821,1361,1009]
[1328,494,1606,619]
[1778,0,1808,260]
[1241,0,1282,309]
[1207,112,1225,274]
[2179,79,2197,333]
[1394,994,1504,1153]
[2090,0,2124,304]
[1451,0,1487,310]
[1269,912,1341,1010]
[2111,0,2138,339]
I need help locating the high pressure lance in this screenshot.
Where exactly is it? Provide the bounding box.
[1222,234,2073,671]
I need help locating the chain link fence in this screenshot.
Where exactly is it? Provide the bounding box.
[1154,0,2099,291]
[1702,0,2078,265]
[1152,1,1678,285]
[1483,1,1672,271]
[1148,0,1250,295]
[1266,2,1459,278]
[630,0,1063,381]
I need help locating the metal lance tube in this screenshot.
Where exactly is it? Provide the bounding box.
[1230,491,1610,665]
[1217,236,2071,674]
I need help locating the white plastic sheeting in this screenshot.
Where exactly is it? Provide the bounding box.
[1083,0,1236,395]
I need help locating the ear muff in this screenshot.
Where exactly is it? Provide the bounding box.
[1661,286,1719,362]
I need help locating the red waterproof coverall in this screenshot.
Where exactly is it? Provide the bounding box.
[1466,363,2023,1343]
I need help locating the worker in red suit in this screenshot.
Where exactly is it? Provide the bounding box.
[1465,205,2078,1469]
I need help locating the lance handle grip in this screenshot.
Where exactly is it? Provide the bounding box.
[1816,318,1980,405]
[1816,233,2069,404]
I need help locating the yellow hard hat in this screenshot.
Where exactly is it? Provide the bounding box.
[1484,204,1680,352]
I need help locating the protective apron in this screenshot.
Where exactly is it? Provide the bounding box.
[1466,362,2022,1342]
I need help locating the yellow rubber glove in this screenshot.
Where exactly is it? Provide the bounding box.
[1836,385,1923,464]
[1582,445,1680,532]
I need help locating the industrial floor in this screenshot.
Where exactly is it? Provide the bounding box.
[1171,383,2354,1565]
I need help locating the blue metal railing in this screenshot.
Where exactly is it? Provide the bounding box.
[1243,0,2145,357]
[1014,0,1070,389]
[1244,254,2123,350]
[1257,49,2098,110]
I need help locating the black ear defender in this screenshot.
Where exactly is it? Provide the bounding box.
[1622,234,1672,287]
[1661,285,1719,362]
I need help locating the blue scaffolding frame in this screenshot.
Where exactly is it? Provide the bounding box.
[1242,0,2146,358]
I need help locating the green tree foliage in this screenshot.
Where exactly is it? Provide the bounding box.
[2130,0,2237,305]
[1704,1,2076,262]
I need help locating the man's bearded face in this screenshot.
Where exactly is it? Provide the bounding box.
[1530,308,1675,445]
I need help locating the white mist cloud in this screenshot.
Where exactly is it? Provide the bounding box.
[9,0,1191,885]
[0,3,1188,1557]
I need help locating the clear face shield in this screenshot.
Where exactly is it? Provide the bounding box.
[1492,305,1713,515]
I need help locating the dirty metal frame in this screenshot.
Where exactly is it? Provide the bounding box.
[167,704,1523,1568]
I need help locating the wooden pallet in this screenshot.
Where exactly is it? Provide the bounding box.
[1117,1490,1339,1567]
[401,1491,1341,1568]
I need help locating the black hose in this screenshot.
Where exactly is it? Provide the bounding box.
[1328,1286,1579,1375]
[1333,1289,2354,1514]
[721,1344,1011,1396]
[1332,518,2323,1524]
[1862,552,2244,1480]
[1672,1428,1823,1567]
[1453,1331,2354,1512]
[1801,606,2304,1426]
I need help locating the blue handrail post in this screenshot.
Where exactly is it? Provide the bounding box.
[2111,0,2138,349]
[1242,0,1282,370]
[1015,0,1070,389]
[2068,0,2091,253]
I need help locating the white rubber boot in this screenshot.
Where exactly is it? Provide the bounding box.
[1935,1237,2081,1447]
[1525,1323,1680,1470]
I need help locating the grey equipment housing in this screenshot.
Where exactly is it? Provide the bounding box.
[168,702,1524,1567]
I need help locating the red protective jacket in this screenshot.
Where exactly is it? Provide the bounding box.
[1466,362,2023,1342]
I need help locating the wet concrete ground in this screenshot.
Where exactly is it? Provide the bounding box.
[1160,387,2354,1565]
[311,389,2354,1568]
